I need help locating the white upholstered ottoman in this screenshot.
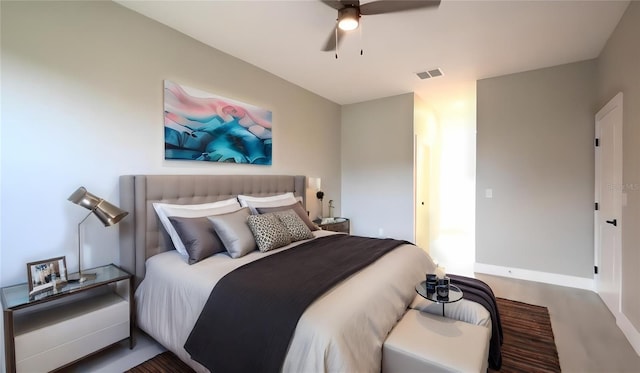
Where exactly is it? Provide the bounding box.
[382,309,491,373]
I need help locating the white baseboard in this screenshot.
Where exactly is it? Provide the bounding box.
[474,262,595,291]
[617,312,640,356]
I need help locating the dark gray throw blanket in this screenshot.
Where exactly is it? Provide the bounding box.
[448,274,503,370]
[184,234,408,373]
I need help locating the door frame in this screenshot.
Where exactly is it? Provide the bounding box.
[415,135,431,250]
[594,91,623,316]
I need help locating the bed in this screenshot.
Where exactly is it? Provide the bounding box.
[118,174,483,372]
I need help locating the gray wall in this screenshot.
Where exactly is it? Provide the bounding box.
[597,0,640,332]
[476,60,597,278]
[1,2,340,369]
[0,1,341,287]
[341,93,415,242]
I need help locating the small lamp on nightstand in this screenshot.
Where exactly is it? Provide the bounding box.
[308,177,324,218]
[328,199,335,219]
[68,187,128,282]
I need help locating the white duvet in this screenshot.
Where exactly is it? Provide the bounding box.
[136,231,438,372]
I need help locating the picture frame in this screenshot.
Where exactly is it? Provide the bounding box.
[27,256,68,294]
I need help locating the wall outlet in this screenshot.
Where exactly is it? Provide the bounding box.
[485,188,493,198]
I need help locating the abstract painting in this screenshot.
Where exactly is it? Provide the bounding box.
[163,80,272,165]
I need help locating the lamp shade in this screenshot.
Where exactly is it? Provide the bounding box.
[307,177,321,191]
[68,187,128,227]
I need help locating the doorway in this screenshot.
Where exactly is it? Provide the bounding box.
[594,92,623,317]
[415,140,430,250]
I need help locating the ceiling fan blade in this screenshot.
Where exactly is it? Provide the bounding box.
[360,0,440,15]
[321,26,346,51]
[320,1,345,10]
[320,0,360,10]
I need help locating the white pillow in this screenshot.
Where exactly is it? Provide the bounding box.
[237,192,301,214]
[153,198,242,257]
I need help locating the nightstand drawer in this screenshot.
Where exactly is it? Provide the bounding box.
[15,291,129,364]
[17,320,129,373]
[2,264,134,373]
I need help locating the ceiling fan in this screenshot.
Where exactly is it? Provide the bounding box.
[321,0,441,52]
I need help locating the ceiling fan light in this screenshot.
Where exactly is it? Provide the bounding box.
[338,18,358,31]
[338,7,359,31]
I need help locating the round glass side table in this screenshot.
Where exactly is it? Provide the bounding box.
[415,281,463,316]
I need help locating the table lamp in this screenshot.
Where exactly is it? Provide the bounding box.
[68,186,128,282]
[308,177,324,218]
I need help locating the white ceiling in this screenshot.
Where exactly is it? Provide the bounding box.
[117,0,629,110]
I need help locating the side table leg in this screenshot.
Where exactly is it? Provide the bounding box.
[442,304,445,317]
[129,275,135,349]
[4,310,16,373]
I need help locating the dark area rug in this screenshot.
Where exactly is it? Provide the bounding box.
[127,297,560,372]
[126,351,194,373]
[490,297,561,373]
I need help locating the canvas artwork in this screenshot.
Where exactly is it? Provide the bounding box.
[163,80,272,165]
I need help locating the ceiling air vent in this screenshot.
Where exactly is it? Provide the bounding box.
[416,68,444,80]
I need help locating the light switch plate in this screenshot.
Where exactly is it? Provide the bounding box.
[485,189,493,198]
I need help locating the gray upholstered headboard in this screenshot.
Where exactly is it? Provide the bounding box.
[119,174,306,287]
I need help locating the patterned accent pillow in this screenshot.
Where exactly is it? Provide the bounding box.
[247,213,292,252]
[256,202,319,231]
[273,209,314,242]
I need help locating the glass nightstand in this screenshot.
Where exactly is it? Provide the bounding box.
[314,217,350,233]
[1,264,134,373]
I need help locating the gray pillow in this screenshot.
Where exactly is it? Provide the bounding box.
[208,207,256,259]
[168,216,224,264]
[256,202,319,231]
[273,209,314,242]
[246,213,292,252]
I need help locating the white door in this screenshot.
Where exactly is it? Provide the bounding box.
[595,92,623,317]
[415,141,430,250]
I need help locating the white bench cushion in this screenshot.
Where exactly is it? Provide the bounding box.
[409,295,492,328]
[383,309,491,373]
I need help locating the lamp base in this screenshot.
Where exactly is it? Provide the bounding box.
[67,272,97,283]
